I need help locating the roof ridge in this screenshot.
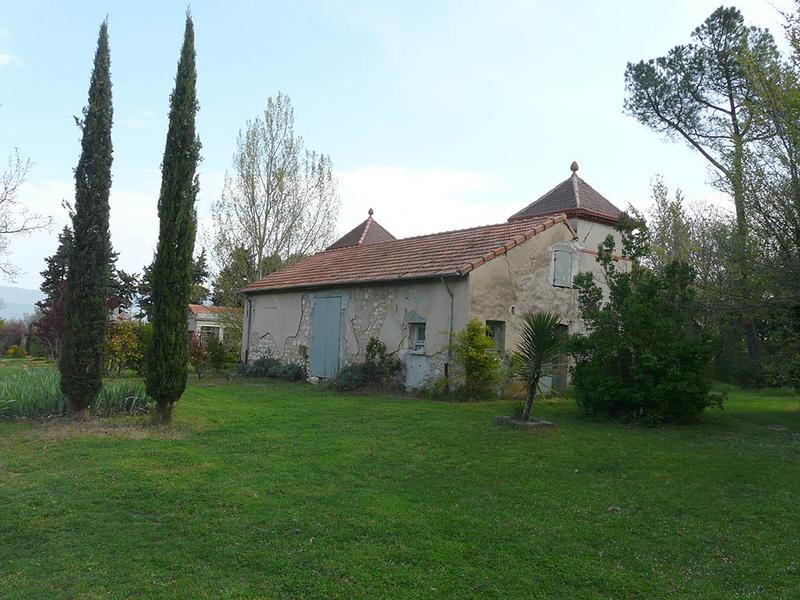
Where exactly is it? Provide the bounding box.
[242,214,575,293]
[572,172,581,209]
[323,215,564,252]
[357,216,373,245]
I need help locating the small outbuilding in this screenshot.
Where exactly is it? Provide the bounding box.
[188,304,237,344]
[240,163,623,390]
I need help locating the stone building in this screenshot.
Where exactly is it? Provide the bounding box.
[240,163,623,390]
[188,304,237,344]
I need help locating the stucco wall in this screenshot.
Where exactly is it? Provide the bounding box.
[243,278,469,388]
[467,222,578,348]
[241,219,625,391]
[571,219,625,280]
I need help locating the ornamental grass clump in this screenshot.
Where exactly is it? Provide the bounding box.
[0,367,150,419]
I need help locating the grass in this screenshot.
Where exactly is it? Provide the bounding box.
[0,373,798,598]
[0,364,150,419]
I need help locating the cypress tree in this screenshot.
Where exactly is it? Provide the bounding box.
[146,14,201,425]
[59,21,113,416]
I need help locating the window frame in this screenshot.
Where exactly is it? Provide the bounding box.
[552,248,573,288]
[409,321,426,354]
[485,320,506,355]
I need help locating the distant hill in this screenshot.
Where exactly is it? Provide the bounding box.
[0,286,45,320]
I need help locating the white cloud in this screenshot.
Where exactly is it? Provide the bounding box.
[0,50,20,67]
[335,166,515,240]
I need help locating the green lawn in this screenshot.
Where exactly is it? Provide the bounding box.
[0,357,50,378]
[1,378,799,599]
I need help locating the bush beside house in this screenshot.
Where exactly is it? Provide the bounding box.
[570,216,715,424]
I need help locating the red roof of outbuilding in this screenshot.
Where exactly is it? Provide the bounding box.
[242,214,573,293]
[188,304,236,315]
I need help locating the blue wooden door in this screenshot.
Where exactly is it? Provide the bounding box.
[310,296,342,378]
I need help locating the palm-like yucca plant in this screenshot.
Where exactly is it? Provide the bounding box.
[511,311,566,421]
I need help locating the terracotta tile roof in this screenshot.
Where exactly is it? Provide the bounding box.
[509,166,622,224]
[188,304,236,315]
[328,210,396,249]
[242,214,573,293]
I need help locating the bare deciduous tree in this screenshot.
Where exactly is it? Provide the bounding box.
[212,93,339,280]
[0,149,52,280]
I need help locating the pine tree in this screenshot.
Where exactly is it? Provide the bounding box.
[59,21,113,415]
[146,13,201,424]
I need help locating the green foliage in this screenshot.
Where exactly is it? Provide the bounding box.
[59,21,114,414]
[146,14,201,424]
[298,344,309,378]
[4,344,27,358]
[624,6,784,386]
[238,355,280,377]
[510,401,526,420]
[236,355,305,381]
[104,320,146,376]
[449,319,501,400]
[266,362,305,381]
[510,311,566,420]
[206,335,237,371]
[332,337,402,392]
[93,379,150,416]
[570,218,714,424]
[0,366,149,419]
[137,251,210,320]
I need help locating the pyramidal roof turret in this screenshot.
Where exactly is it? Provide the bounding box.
[327,208,397,250]
[509,161,622,224]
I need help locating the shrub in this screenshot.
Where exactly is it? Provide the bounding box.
[510,401,526,420]
[189,334,209,379]
[206,335,229,371]
[236,355,304,381]
[332,363,370,391]
[449,319,501,400]
[298,344,309,378]
[105,320,146,376]
[332,337,403,392]
[0,366,150,419]
[267,362,306,381]
[570,215,714,424]
[237,355,281,377]
[0,320,28,355]
[5,344,28,358]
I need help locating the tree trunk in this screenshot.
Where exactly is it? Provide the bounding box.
[69,403,89,421]
[152,401,173,426]
[731,132,761,367]
[522,378,538,422]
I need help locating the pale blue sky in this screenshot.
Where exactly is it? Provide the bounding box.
[0,0,792,289]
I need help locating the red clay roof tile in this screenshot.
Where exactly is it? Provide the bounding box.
[509,173,622,223]
[242,214,572,293]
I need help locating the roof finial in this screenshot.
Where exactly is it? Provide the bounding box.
[570,161,579,174]
[368,208,374,217]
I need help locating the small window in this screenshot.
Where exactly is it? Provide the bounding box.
[410,322,426,352]
[200,325,219,344]
[486,320,506,354]
[553,249,572,288]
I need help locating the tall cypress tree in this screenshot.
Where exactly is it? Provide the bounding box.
[59,21,113,416]
[146,14,201,424]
